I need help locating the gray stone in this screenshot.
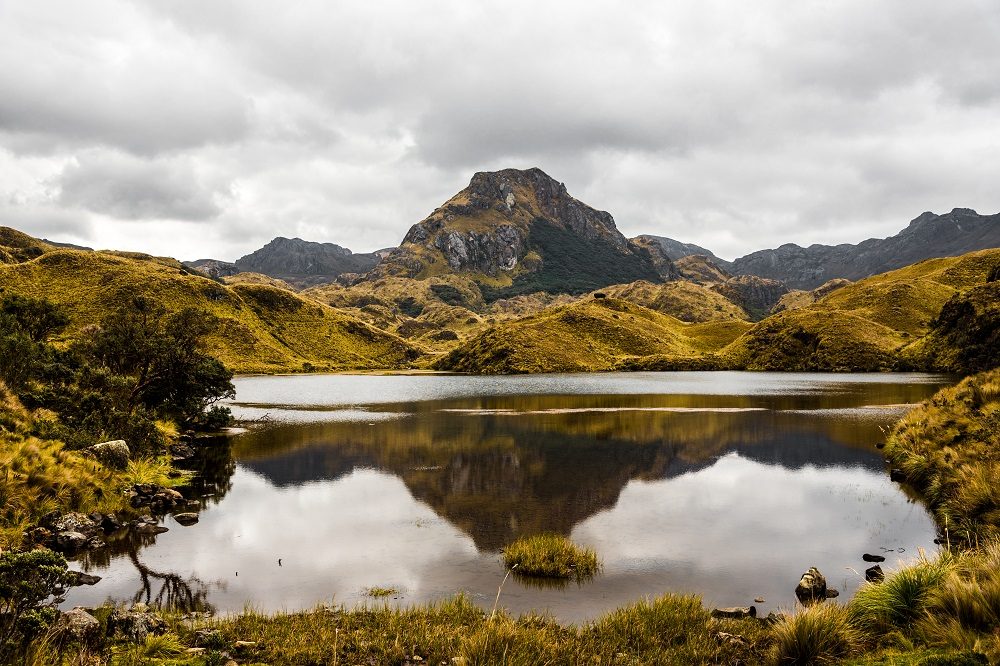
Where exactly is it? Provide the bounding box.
[173,512,199,526]
[795,567,828,605]
[85,440,130,470]
[54,531,89,552]
[68,571,102,586]
[56,608,100,644]
[710,606,756,619]
[109,607,167,642]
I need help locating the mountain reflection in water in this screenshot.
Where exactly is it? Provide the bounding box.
[64,372,950,622]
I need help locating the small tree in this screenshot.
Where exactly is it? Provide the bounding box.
[0,549,69,659]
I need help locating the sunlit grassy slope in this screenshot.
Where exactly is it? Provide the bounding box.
[0,248,416,373]
[722,249,1000,371]
[590,280,750,322]
[884,368,1000,546]
[435,297,751,373]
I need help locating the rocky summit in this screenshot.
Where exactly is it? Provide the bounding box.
[369,168,670,298]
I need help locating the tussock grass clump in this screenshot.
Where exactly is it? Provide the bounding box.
[501,534,600,581]
[850,553,954,632]
[769,603,865,665]
[883,368,1000,545]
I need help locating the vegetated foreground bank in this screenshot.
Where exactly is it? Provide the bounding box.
[7,370,1000,663]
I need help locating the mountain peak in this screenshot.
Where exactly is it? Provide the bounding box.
[369,168,669,297]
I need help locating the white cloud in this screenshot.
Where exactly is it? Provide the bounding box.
[1,0,999,260]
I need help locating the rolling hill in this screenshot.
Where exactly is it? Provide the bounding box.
[0,233,416,373]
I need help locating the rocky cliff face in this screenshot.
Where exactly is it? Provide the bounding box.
[371,168,669,298]
[711,275,789,321]
[731,208,1000,289]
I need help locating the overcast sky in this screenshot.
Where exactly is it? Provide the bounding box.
[2,1,999,261]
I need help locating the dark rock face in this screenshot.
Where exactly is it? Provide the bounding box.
[712,275,789,320]
[373,168,668,297]
[795,567,828,605]
[234,237,382,286]
[866,565,885,583]
[628,236,683,280]
[731,208,1000,289]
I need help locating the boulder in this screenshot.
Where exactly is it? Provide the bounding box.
[52,512,99,535]
[68,571,102,586]
[109,607,167,643]
[101,513,123,533]
[85,440,130,470]
[173,512,199,526]
[55,608,100,644]
[171,442,196,461]
[862,553,886,563]
[795,567,828,605]
[711,606,756,619]
[54,531,90,553]
[866,565,885,583]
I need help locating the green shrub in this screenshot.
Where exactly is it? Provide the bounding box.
[0,550,69,660]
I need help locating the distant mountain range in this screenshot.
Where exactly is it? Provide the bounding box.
[182,169,998,294]
[728,208,1000,289]
[187,237,387,288]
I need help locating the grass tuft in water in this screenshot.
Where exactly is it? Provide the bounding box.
[501,533,601,581]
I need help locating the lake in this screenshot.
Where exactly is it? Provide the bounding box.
[66,372,950,622]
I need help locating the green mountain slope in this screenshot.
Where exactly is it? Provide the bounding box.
[0,248,416,373]
[722,249,1000,371]
[435,297,751,373]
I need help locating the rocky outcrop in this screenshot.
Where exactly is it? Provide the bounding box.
[628,236,683,280]
[731,208,1000,289]
[27,512,107,554]
[370,168,668,297]
[712,275,789,321]
[674,255,732,284]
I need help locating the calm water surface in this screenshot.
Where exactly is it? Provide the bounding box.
[67,372,951,622]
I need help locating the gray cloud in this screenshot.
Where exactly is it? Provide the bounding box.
[57,152,228,221]
[1,0,999,261]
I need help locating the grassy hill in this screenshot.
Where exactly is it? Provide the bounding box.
[722,249,1000,371]
[0,248,416,373]
[435,297,750,373]
[436,248,1000,374]
[591,280,749,322]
